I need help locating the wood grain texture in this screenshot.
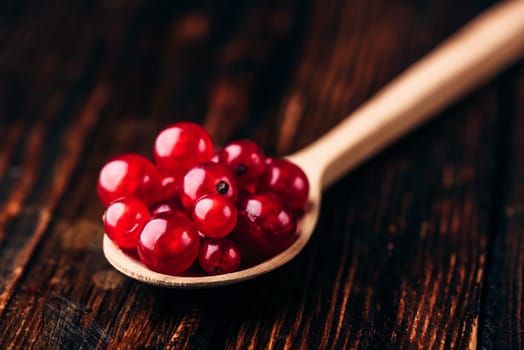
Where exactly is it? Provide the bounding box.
[479,64,524,350]
[0,0,521,349]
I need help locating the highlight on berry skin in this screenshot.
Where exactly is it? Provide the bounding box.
[97,121,309,277]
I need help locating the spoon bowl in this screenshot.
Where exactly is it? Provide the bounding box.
[103,177,321,288]
[103,0,524,288]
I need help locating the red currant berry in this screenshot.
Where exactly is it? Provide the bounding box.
[258,157,309,211]
[104,197,150,249]
[97,154,161,207]
[210,153,220,163]
[192,194,237,238]
[155,170,182,202]
[153,122,214,176]
[149,199,185,217]
[180,162,238,211]
[216,140,265,192]
[233,192,297,258]
[198,238,241,275]
[137,215,200,275]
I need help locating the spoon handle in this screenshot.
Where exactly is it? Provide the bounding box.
[288,0,524,189]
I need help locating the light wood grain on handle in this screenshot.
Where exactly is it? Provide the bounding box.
[288,0,524,188]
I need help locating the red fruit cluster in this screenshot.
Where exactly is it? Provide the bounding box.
[98,122,309,276]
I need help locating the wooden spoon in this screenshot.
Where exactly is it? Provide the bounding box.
[103,0,524,288]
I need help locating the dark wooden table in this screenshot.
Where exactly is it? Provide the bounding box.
[1,0,523,349]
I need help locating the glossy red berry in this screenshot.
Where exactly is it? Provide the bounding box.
[97,154,161,207]
[149,199,186,217]
[153,122,214,177]
[104,197,150,249]
[180,162,238,211]
[216,139,266,192]
[154,170,182,202]
[138,215,200,275]
[198,238,241,274]
[258,157,309,211]
[210,152,220,163]
[192,194,237,238]
[233,192,297,258]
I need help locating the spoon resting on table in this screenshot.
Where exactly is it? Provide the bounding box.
[103,0,524,288]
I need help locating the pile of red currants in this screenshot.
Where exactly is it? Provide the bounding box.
[98,122,309,276]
